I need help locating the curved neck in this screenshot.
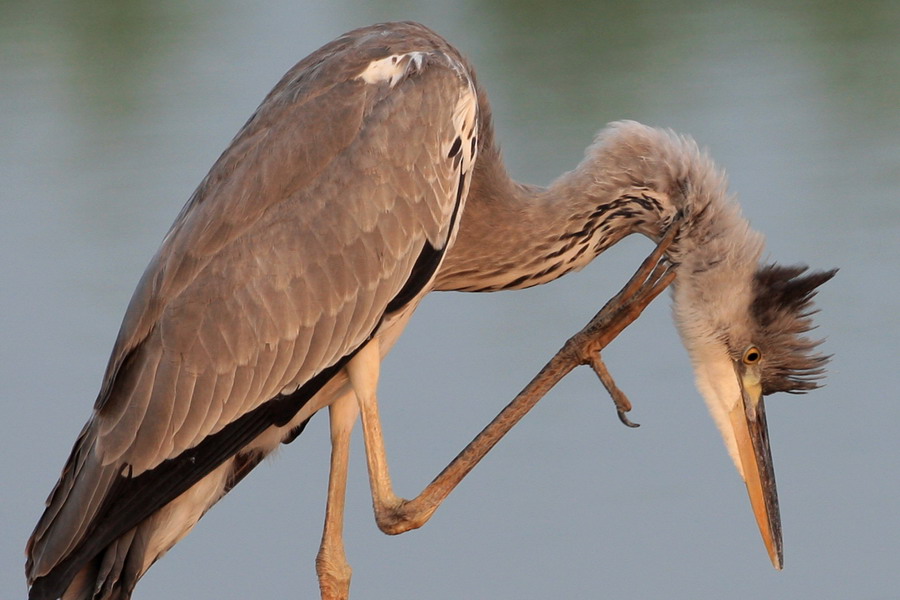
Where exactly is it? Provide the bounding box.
[436,121,713,292]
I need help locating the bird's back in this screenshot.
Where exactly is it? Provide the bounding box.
[26,22,480,600]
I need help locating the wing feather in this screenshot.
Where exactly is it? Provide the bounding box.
[128,357,180,470]
[171,367,217,451]
[96,344,161,464]
[28,22,480,599]
[165,368,198,447]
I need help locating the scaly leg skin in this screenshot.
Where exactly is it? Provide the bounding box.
[316,392,358,600]
[345,220,682,540]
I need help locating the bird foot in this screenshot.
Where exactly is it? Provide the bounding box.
[564,217,682,427]
[588,352,640,428]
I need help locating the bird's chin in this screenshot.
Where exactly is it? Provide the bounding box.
[688,352,745,472]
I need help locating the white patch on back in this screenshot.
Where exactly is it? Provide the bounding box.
[357,52,426,87]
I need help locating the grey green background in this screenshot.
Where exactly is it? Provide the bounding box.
[2,1,898,598]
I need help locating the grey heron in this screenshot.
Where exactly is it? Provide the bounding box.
[26,21,835,600]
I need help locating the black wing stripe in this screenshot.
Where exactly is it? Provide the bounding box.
[31,171,468,600]
[33,82,474,600]
[385,171,466,315]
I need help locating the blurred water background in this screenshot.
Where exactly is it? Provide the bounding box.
[2,1,898,598]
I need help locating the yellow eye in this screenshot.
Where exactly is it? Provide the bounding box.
[742,346,762,365]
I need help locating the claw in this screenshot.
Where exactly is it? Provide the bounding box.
[588,353,640,428]
[570,220,684,429]
[617,409,640,428]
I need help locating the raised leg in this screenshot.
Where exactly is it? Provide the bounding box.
[346,222,682,538]
[316,391,358,600]
[345,339,415,532]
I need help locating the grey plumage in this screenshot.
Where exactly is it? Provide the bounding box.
[27,21,834,600]
[28,22,478,599]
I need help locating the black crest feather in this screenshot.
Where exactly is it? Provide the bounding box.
[751,265,837,394]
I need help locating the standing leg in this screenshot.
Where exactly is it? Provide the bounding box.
[316,391,358,600]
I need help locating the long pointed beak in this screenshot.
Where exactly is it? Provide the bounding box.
[728,369,783,569]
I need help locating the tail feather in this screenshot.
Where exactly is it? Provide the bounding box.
[28,446,274,600]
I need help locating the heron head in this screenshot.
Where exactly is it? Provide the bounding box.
[672,258,836,569]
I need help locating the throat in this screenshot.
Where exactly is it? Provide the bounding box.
[434,120,747,293]
[434,168,674,293]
